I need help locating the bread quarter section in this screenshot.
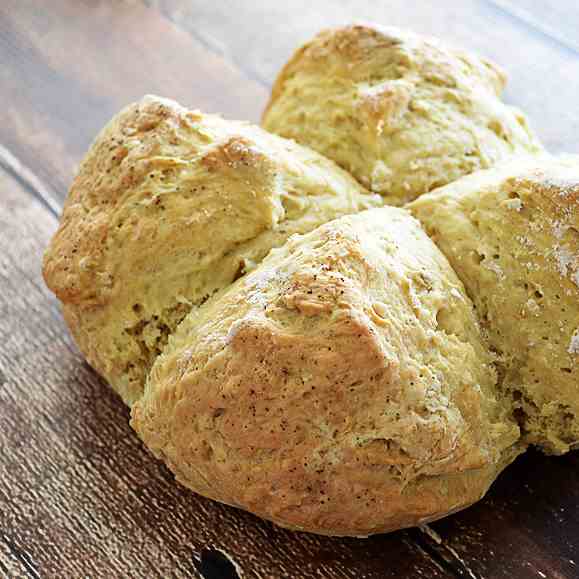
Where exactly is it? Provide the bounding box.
[263,24,542,205]
[410,155,579,454]
[132,207,521,536]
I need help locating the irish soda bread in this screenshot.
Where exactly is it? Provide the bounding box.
[132,207,520,536]
[42,95,380,406]
[43,25,577,537]
[262,24,543,204]
[410,156,579,455]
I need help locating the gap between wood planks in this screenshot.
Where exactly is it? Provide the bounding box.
[486,0,579,57]
[1,533,42,579]
[0,144,59,218]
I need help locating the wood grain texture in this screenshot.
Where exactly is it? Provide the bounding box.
[149,0,579,153]
[427,450,579,578]
[0,170,450,578]
[0,0,267,206]
[0,537,35,578]
[490,0,579,55]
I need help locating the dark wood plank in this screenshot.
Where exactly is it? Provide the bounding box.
[150,0,579,152]
[426,450,579,579]
[0,0,267,206]
[0,171,451,578]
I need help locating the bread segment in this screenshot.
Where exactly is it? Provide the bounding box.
[133,207,520,536]
[410,155,579,454]
[263,24,543,204]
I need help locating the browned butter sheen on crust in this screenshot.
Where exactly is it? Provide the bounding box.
[132,208,521,536]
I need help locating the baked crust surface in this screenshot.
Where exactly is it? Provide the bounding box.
[132,207,520,536]
[263,24,543,204]
[42,95,380,405]
[410,155,579,454]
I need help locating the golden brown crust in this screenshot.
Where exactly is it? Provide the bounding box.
[409,155,579,454]
[132,208,521,536]
[39,28,572,537]
[263,24,543,204]
[42,95,380,405]
[43,97,188,305]
[265,25,507,117]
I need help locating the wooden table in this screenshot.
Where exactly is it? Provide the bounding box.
[1,2,578,577]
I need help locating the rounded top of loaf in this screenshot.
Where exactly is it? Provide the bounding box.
[263,24,543,204]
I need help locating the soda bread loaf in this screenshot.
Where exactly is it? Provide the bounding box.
[262,24,543,205]
[43,95,380,406]
[409,155,579,455]
[43,26,577,537]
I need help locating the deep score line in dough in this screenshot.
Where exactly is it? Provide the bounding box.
[42,24,579,536]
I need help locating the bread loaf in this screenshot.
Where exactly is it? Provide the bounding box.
[42,26,576,538]
[263,24,543,205]
[42,95,380,406]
